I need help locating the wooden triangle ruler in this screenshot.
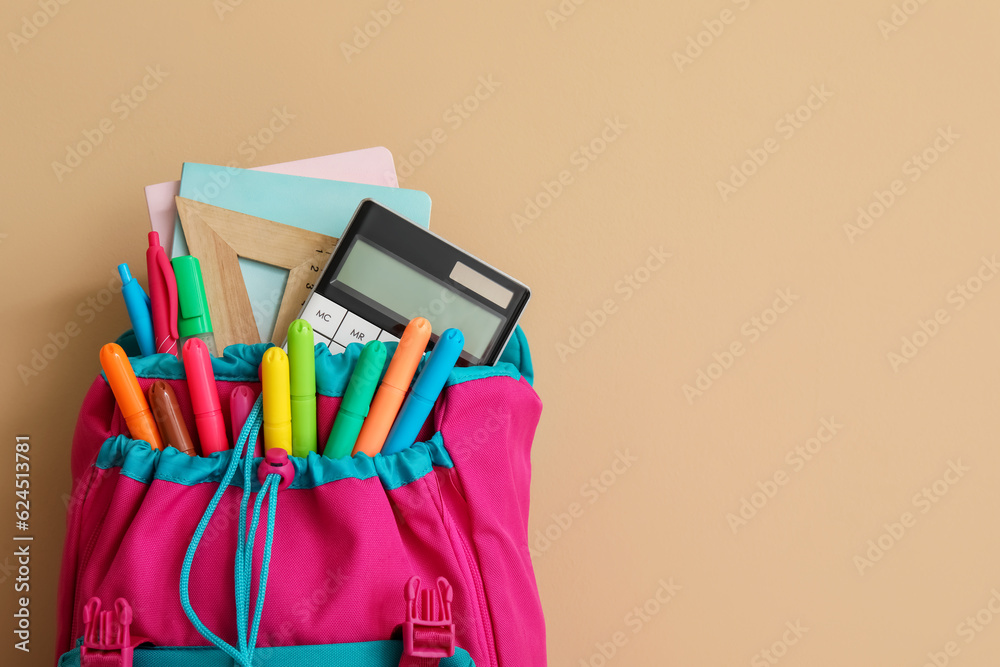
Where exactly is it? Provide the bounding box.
[175,197,339,350]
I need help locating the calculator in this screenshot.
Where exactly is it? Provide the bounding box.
[288,200,530,366]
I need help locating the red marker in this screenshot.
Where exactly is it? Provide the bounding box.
[182,338,228,454]
[146,232,179,355]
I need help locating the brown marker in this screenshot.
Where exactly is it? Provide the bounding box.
[148,380,198,456]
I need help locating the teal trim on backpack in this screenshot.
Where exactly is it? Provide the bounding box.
[495,325,533,386]
[60,640,476,667]
[95,432,454,492]
[109,325,534,394]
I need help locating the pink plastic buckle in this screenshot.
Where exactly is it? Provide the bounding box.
[402,576,455,659]
[257,447,294,490]
[80,598,137,667]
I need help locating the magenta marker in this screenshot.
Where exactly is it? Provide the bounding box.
[230,386,262,457]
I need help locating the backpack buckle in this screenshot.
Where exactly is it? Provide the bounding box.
[401,576,455,662]
[80,598,146,667]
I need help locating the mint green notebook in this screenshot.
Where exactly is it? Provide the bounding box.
[172,162,432,343]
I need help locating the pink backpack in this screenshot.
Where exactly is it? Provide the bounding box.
[56,330,544,666]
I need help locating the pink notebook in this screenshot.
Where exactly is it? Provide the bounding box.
[144,147,399,255]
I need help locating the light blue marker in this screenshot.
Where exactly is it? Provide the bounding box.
[118,263,155,357]
[382,328,464,455]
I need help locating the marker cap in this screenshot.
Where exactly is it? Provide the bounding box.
[380,329,462,455]
[182,338,228,454]
[100,343,148,418]
[382,317,432,391]
[99,343,164,450]
[411,329,464,402]
[171,256,213,338]
[148,380,197,456]
[287,319,316,396]
[118,263,155,357]
[341,340,387,417]
[262,347,292,453]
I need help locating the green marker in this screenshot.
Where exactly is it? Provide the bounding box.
[287,319,317,457]
[171,256,216,359]
[324,340,386,459]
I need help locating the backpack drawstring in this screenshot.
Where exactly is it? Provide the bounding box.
[179,394,281,666]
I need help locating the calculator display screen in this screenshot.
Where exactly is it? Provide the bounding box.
[333,239,503,358]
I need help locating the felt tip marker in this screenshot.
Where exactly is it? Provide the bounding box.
[99,343,163,450]
[261,347,292,454]
[354,317,431,457]
[148,380,197,456]
[381,329,463,455]
[324,340,386,459]
[230,386,262,458]
[146,232,179,356]
[118,263,156,357]
[182,338,228,454]
[287,319,317,457]
[172,255,217,359]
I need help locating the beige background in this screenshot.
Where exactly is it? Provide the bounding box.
[3,0,1000,664]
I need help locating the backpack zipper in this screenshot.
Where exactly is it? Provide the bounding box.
[435,473,498,667]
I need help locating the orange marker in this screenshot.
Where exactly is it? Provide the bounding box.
[353,317,432,456]
[99,343,164,450]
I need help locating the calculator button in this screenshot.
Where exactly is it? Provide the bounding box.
[377,330,400,344]
[328,341,347,356]
[302,293,346,339]
[333,312,381,347]
[314,330,331,348]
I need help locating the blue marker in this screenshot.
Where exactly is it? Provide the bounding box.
[382,328,464,455]
[118,263,156,357]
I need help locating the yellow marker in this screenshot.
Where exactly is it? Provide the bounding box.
[261,347,291,453]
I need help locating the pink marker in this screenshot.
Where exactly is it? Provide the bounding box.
[230,386,263,457]
[182,338,228,454]
[146,232,179,355]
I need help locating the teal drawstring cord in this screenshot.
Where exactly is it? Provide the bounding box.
[179,394,281,666]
